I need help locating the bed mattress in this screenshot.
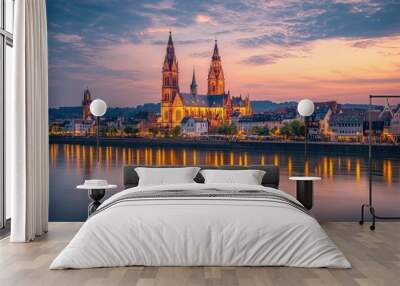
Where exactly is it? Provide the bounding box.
[50,183,350,269]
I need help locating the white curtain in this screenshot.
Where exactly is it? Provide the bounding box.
[9,0,49,242]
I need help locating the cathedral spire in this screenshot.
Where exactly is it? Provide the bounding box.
[208,40,225,95]
[164,31,178,71]
[162,32,179,106]
[83,87,91,103]
[212,40,220,61]
[82,88,92,120]
[190,68,198,95]
[168,31,173,46]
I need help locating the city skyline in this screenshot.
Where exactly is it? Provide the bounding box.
[48,0,400,108]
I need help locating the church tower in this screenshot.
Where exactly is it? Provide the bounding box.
[190,68,197,95]
[161,32,179,126]
[162,32,179,102]
[82,88,92,120]
[207,40,225,95]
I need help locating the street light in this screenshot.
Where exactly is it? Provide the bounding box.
[90,99,107,162]
[297,99,315,157]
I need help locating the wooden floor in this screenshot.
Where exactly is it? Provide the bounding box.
[0,222,399,286]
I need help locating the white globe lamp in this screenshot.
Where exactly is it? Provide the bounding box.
[297,99,314,117]
[90,99,107,117]
[90,99,108,162]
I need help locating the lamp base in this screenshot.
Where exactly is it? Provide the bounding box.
[88,189,105,216]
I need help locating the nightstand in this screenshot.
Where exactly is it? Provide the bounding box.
[289,177,321,210]
[77,180,117,216]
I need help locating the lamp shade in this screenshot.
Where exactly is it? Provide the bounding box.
[90,99,107,117]
[297,99,315,117]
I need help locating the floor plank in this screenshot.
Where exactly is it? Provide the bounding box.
[0,222,399,286]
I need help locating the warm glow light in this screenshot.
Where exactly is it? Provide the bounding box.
[122,148,126,164]
[148,148,152,165]
[192,150,197,166]
[273,155,279,166]
[156,149,161,166]
[304,161,310,176]
[323,157,328,177]
[288,157,292,176]
[136,149,140,165]
[347,159,351,174]
[214,152,219,166]
[230,152,234,166]
[355,159,361,182]
[182,149,187,166]
[244,152,249,166]
[162,149,166,165]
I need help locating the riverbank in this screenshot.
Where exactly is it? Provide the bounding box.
[49,136,400,158]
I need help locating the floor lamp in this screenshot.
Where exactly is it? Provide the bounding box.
[297,99,315,158]
[359,95,400,230]
[90,99,108,162]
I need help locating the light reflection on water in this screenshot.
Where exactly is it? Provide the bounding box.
[50,143,400,222]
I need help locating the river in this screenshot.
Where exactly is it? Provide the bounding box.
[49,143,400,222]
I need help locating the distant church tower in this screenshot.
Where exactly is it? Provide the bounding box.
[207,40,225,95]
[161,32,179,126]
[82,88,92,120]
[190,69,197,95]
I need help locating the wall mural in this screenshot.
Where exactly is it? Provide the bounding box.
[47,0,400,222]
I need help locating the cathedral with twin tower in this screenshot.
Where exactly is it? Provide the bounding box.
[160,32,252,129]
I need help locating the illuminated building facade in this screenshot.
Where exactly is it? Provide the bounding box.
[82,88,93,120]
[160,32,252,129]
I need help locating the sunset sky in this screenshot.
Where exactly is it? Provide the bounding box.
[47,0,400,107]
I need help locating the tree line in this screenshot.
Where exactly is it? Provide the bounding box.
[101,119,305,138]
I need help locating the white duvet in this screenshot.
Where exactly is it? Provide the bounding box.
[50,183,351,269]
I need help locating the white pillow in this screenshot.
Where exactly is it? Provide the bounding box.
[135,167,200,186]
[200,169,266,185]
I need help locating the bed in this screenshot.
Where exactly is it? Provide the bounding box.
[50,165,350,269]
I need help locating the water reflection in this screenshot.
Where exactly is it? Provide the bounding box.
[50,144,399,184]
[49,143,399,222]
